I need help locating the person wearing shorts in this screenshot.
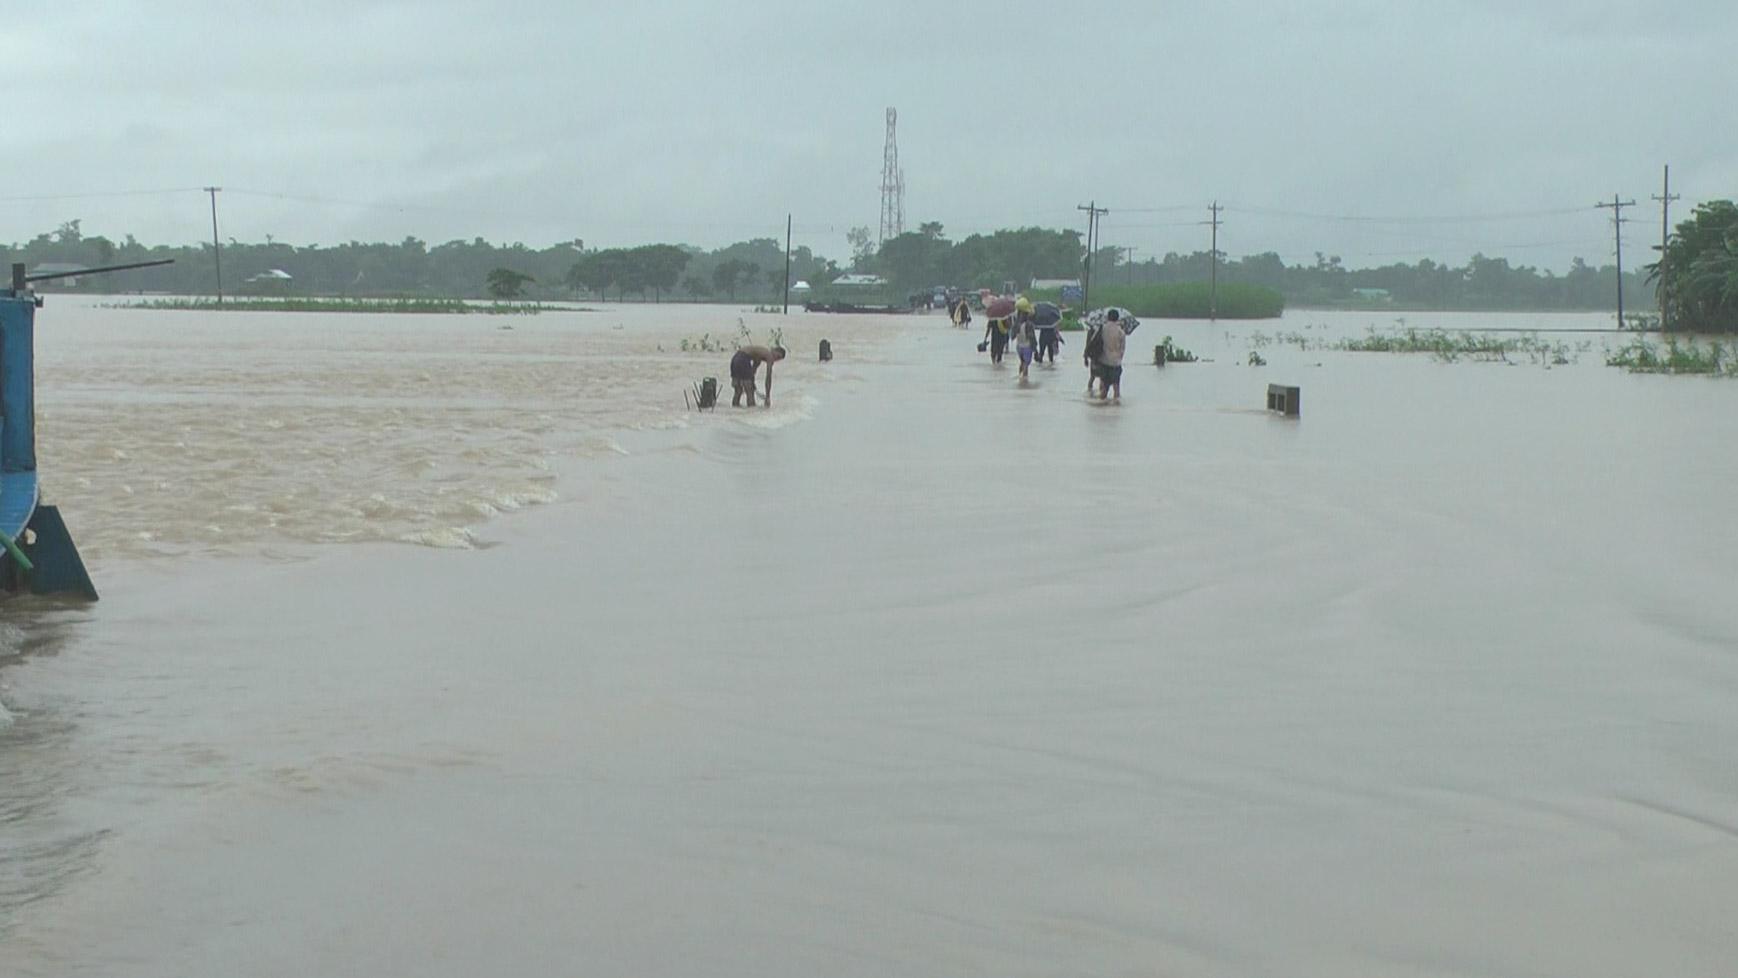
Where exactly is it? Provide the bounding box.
[729,344,785,407]
[1096,309,1126,400]
[1014,311,1036,380]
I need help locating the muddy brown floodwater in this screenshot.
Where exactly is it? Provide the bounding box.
[3,301,1735,977]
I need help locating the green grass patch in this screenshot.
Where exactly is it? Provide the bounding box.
[116,297,548,315]
[1331,328,1582,365]
[1606,336,1735,376]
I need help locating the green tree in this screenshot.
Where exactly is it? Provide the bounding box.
[1650,199,1738,332]
[712,259,745,300]
[845,226,874,270]
[633,244,690,302]
[486,267,533,299]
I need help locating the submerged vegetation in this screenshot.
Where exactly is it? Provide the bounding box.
[675,319,784,355]
[118,297,547,314]
[1606,336,1736,376]
[1246,325,1586,366]
[1158,336,1200,363]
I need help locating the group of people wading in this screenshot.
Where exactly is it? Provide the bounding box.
[955,292,1127,399]
[721,294,1130,412]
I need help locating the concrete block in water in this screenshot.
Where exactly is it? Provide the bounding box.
[819,339,832,362]
[1266,384,1300,417]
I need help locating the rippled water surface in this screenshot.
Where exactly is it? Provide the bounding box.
[4,305,1736,977]
[36,298,879,558]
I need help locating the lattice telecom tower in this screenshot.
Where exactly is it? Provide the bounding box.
[878,107,905,245]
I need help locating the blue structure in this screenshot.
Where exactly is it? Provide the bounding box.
[1,270,97,600]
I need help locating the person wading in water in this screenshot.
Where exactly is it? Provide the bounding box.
[729,344,786,407]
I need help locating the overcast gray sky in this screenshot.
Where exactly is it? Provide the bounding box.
[2,0,1731,269]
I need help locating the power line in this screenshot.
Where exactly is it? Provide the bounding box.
[0,187,203,203]
[1228,203,1593,224]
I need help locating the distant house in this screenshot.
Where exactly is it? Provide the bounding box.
[1030,277,1079,291]
[243,268,294,295]
[831,273,888,288]
[28,262,88,288]
[790,280,812,294]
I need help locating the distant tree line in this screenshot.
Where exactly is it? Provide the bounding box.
[1081,247,1654,312]
[0,221,839,303]
[864,222,1650,313]
[2,216,1660,314]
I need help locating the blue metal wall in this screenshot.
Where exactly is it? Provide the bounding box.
[0,295,36,473]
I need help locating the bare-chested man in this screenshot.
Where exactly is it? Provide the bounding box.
[728,344,786,407]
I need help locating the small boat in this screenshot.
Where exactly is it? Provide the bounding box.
[1,259,171,600]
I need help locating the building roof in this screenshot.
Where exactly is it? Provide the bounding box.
[1031,277,1080,289]
[832,273,888,287]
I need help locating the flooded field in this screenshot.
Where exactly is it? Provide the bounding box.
[3,303,1736,977]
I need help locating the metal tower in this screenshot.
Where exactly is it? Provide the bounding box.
[878,107,904,245]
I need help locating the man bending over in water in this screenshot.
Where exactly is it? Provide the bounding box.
[729,344,786,407]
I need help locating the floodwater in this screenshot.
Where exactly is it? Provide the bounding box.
[3,301,1736,977]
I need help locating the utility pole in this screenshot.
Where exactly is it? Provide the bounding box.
[1202,201,1224,321]
[1651,165,1679,330]
[783,213,792,315]
[1121,246,1139,283]
[1076,201,1108,310]
[1595,194,1635,328]
[203,186,224,306]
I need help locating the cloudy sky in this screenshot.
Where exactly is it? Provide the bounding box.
[2,0,1731,269]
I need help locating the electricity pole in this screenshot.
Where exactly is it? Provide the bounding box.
[1077,201,1108,310]
[783,213,792,315]
[204,186,224,306]
[1651,165,1678,330]
[1595,194,1635,328]
[1121,246,1139,283]
[1202,201,1224,320]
